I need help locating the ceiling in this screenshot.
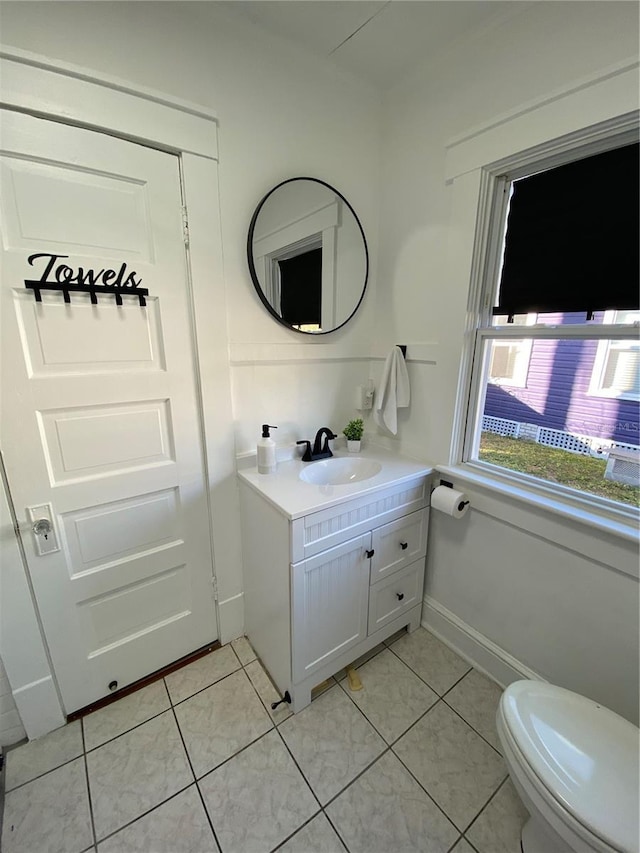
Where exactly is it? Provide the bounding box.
[218,1,518,90]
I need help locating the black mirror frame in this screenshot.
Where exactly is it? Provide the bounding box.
[247,177,369,335]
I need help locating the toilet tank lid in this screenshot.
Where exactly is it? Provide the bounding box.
[501,681,639,853]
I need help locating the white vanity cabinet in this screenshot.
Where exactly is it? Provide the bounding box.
[239,456,432,712]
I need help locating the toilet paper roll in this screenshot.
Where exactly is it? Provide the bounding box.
[431,485,470,518]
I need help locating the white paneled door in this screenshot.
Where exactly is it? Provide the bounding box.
[0,111,218,713]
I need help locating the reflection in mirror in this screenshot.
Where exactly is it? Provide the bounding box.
[247,178,368,334]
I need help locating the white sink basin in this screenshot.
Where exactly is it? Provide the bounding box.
[299,457,382,486]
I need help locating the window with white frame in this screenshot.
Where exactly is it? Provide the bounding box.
[589,310,640,400]
[489,313,536,387]
[463,140,640,510]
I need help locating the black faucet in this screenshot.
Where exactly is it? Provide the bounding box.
[297,427,338,462]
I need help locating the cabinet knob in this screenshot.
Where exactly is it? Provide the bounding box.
[396,592,404,601]
[365,549,375,559]
[400,542,408,550]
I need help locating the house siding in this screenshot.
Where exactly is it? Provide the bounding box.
[485,312,640,446]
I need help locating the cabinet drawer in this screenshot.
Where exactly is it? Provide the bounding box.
[368,560,424,635]
[291,476,429,562]
[370,509,428,585]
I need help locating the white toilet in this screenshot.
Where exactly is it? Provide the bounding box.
[497,680,639,853]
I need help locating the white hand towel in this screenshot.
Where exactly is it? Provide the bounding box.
[373,346,410,435]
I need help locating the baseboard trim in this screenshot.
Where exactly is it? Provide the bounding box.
[218,592,244,645]
[12,676,65,740]
[421,596,544,688]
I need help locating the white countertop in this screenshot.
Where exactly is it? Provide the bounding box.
[238,445,434,520]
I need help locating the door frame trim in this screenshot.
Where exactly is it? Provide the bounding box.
[0,44,219,156]
[0,45,241,737]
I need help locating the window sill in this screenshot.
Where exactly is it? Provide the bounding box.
[586,390,640,403]
[436,462,639,577]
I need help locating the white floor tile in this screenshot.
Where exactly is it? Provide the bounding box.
[451,839,477,853]
[231,636,257,666]
[278,813,346,853]
[1,757,92,853]
[339,648,438,743]
[97,786,218,853]
[87,710,192,840]
[83,680,170,751]
[175,669,272,778]
[279,685,386,805]
[200,729,318,853]
[326,751,459,853]
[389,628,471,695]
[165,646,240,705]
[4,720,83,791]
[393,701,506,831]
[466,779,529,853]
[444,669,504,753]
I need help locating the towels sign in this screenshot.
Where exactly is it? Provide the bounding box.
[24,253,149,306]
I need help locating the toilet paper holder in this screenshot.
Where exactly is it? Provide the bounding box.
[433,479,470,511]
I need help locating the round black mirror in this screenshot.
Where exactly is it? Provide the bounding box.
[247,178,368,334]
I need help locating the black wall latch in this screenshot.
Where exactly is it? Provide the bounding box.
[271,690,292,710]
[365,549,375,559]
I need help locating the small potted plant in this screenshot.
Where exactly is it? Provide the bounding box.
[343,418,364,453]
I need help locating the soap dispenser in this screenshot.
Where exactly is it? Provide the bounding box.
[257,424,278,474]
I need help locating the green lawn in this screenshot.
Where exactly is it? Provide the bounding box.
[478,433,640,507]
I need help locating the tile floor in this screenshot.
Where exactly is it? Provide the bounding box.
[1,630,529,853]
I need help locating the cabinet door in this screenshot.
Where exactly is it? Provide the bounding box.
[370,509,428,585]
[291,534,370,684]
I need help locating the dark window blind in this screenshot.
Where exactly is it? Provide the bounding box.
[496,142,639,319]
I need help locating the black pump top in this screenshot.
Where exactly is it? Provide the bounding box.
[261,424,278,437]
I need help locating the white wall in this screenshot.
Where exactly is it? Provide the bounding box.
[0,1,380,456]
[375,1,640,722]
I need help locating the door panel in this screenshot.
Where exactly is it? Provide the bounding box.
[1,153,154,258]
[14,295,165,374]
[62,489,181,570]
[0,110,217,713]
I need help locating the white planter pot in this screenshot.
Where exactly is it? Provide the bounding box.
[347,440,361,453]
